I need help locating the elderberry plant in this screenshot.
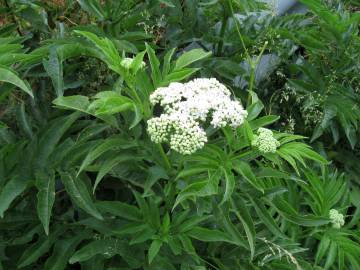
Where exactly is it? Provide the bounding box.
[1,2,360,270]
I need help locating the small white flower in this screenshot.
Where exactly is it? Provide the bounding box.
[120,57,146,70]
[252,128,280,153]
[329,209,345,229]
[147,78,247,154]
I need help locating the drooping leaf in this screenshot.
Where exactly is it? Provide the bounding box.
[0,65,33,97]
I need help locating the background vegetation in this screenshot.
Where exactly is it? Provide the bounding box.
[0,0,359,269]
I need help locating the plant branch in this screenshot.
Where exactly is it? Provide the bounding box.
[157,143,171,171]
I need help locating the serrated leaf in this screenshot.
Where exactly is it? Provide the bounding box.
[43,48,64,97]
[36,171,55,235]
[60,172,103,220]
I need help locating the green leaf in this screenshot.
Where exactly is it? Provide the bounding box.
[53,95,90,112]
[173,178,218,211]
[269,197,330,227]
[69,239,116,264]
[77,0,106,20]
[130,226,156,245]
[36,171,55,235]
[187,227,235,244]
[0,65,33,97]
[148,239,162,264]
[0,175,28,218]
[93,155,136,193]
[145,43,161,87]
[249,115,280,130]
[324,242,337,270]
[144,166,169,194]
[96,201,142,221]
[231,195,256,259]
[162,68,200,85]
[53,95,118,127]
[162,47,176,76]
[130,50,146,74]
[216,206,248,248]
[248,197,288,239]
[77,137,136,176]
[18,229,62,268]
[60,172,103,220]
[246,100,264,121]
[316,235,330,264]
[74,30,122,74]
[220,168,235,204]
[174,49,211,71]
[92,94,134,115]
[43,48,64,97]
[16,102,33,139]
[44,232,89,270]
[232,160,264,192]
[36,112,82,169]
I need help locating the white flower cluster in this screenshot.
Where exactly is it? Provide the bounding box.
[120,57,146,70]
[147,78,247,155]
[252,128,280,153]
[329,209,345,229]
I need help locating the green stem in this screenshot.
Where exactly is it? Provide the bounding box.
[216,5,228,56]
[157,144,171,171]
[246,41,268,106]
[227,0,251,63]
[227,0,270,106]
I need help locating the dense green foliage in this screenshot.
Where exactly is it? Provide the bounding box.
[0,0,360,269]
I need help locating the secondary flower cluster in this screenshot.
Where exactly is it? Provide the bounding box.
[329,209,345,229]
[120,57,146,70]
[252,128,280,153]
[147,78,247,154]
